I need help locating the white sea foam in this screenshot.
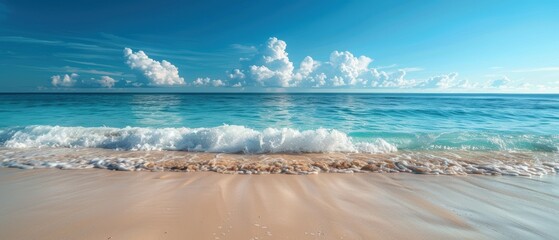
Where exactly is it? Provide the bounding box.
[1,148,557,176]
[0,125,397,153]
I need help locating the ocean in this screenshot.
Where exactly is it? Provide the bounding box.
[1,93,558,175]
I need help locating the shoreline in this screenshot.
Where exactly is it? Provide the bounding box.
[2,148,558,176]
[0,168,557,239]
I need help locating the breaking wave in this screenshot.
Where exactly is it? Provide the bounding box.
[1,125,558,153]
[0,125,396,153]
[1,126,558,176]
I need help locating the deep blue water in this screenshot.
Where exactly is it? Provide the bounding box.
[0,93,558,152]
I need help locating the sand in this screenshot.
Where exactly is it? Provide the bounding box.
[0,169,557,240]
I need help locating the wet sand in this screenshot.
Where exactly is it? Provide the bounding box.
[3,148,558,176]
[0,169,557,240]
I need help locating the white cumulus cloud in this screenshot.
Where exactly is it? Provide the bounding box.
[295,56,320,79]
[327,51,372,86]
[224,37,453,89]
[212,79,226,87]
[228,69,245,80]
[123,48,185,86]
[51,73,78,87]
[193,77,226,87]
[247,37,295,87]
[96,76,117,88]
[370,69,411,88]
[416,73,467,88]
[50,73,121,88]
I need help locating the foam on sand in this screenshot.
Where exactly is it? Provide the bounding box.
[1,148,557,176]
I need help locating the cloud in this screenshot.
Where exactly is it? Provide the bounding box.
[0,36,62,45]
[51,73,78,87]
[417,72,464,88]
[0,36,118,52]
[228,69,245,79]
[400,67,424,72]
[42,37,523,91]
[226,69,246,87]
[123,48,185,86]
[58,67,127,77]
[377,64,398,70]
[325,51,372,86]
[50,73,118,88]
[293,56,320,85]
[192,77,225,87]
[96,76,117,88]
[63,59,119,69]
[230,44,257,53]
[212,79,226,87]
[370,69,410,88]
[45,37,533,91]
[247,37,296,87]
[487,76,511,88]
[225,37,451,89]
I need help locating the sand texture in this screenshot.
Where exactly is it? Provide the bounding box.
[0,169,557,240]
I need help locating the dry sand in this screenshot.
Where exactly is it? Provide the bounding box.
[0,168,557,240]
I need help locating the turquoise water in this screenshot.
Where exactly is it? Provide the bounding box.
[0,93,558,152]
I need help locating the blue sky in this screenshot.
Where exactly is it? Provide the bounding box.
[0,0,558,92]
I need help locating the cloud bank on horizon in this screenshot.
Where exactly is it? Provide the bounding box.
[48,37,544,91]
[227,37,469,89]
[51,73,117,88]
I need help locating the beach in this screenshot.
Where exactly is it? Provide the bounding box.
[0,168,557,240]
[1,94,558,239]
[2,0,559,237]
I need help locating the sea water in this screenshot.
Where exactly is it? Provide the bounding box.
[0,93,558,175]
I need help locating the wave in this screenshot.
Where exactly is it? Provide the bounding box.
[0,125,396,153]
[0,125,557,153]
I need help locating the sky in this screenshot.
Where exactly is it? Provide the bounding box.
[0,0,558,92]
